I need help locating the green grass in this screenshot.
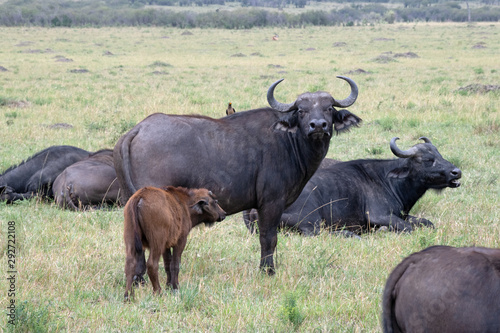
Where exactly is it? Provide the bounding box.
[1,23,499,332]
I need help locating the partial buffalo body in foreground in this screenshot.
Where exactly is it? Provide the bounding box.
[244,137,461,235]
[123,186,225,300]
[0,146,91,203]
[114,76,361,274]
[52,149,120,210]
[382,245,500,333]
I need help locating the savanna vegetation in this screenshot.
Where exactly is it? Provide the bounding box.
[0,22,499,332]
[0,0,499,28]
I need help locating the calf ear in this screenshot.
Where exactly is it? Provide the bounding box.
[388,167,410,179]
[274,112,298,133]
[333,109,362,133]
[192,200,207,215]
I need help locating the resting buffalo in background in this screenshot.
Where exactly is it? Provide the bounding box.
[0,146,91,203]
[114,76,361,274]
[243,137,461,235]
[382,245,500,333]
[52,149,120,210]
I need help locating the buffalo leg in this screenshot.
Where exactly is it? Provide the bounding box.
[406,215,434,228]
[124,254,137,300]
[162,248,173,288]
[170,237,187,290]
[257,205,282,275]
[146,251,162,295]
[373,215,414,232]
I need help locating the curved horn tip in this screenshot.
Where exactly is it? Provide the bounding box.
[419,136,432,144]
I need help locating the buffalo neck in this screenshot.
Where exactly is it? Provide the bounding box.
[384,159,429,215]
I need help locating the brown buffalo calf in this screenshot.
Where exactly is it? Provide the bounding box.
[382,245,500,333]
[123,186,225,300]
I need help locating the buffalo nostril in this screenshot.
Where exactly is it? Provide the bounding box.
[309,122,316,129]
[321,122,327,130]
[451,168,461,177]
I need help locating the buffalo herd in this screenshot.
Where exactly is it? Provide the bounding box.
[2,78,498,330]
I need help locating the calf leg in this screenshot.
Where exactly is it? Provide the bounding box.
[124,254,137,300]
[162,248,173,288]
[146,251,162,295]
[169,237,187,290]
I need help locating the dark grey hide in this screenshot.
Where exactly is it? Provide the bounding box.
[114,76,361,274]
[0,145,91,203]
[52,149,120,210]
[382,245,500,333]
[243,137,461,235]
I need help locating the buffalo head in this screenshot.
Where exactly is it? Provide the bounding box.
[389,137,462,189]
[268,76,361,139]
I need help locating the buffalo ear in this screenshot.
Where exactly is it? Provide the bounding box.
[192,200,207,215]
[388,167,410,179]
[274,112,298,133]
[333,109,362,133]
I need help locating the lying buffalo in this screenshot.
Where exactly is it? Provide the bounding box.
[52,149,120,210]
[1,146,91,203]
[244,137,461,235]
[114,76,361,274]
[382,245,500,333]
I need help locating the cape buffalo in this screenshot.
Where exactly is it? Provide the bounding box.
[114,76,361,274]
[124,186,226,299]
[243,137,461,235]
[52,149,120,210]
[382,245,500,333]
[1,145,91,203]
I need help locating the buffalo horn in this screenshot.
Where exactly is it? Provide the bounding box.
[419,136,432,144]
[332,76,359,108]
[267,79,295,112]
[390,137,418,158]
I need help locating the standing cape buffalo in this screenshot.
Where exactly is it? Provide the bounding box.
[1,145,91,203]
[382,245,500,333]
[52,149,120,210]
[114,76,361,273]
[243,137,462,235]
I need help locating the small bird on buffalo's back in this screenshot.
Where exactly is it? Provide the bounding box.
[226,102,236,115]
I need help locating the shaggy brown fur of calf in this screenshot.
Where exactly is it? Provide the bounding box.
[123,186,225,300]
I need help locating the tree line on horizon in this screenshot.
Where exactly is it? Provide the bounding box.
[0,0,498,28]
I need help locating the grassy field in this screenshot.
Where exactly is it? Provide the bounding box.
[0,23,499,332]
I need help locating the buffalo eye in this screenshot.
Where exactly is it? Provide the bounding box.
[298,109,305,117]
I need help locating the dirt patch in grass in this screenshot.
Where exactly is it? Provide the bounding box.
[230,53,246,57]
[456,84,500,94]
[151,71,168,75]
[15,41,34,47]
[103,51,114,56]
[46,123,74,130]
[472,42,487,49]
[372,37,395,42]
[305,47,316,51]
[1,99,31,108]
[394,52,419,58]
[181,31,193,35]
[23,49,54,54]
[0,66,8,72]
[69,69,90,73]
[333,42,347,47]
[344,68,372,75]
[54,56,73,62]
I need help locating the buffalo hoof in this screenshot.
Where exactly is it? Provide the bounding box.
[132,275,146,286]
